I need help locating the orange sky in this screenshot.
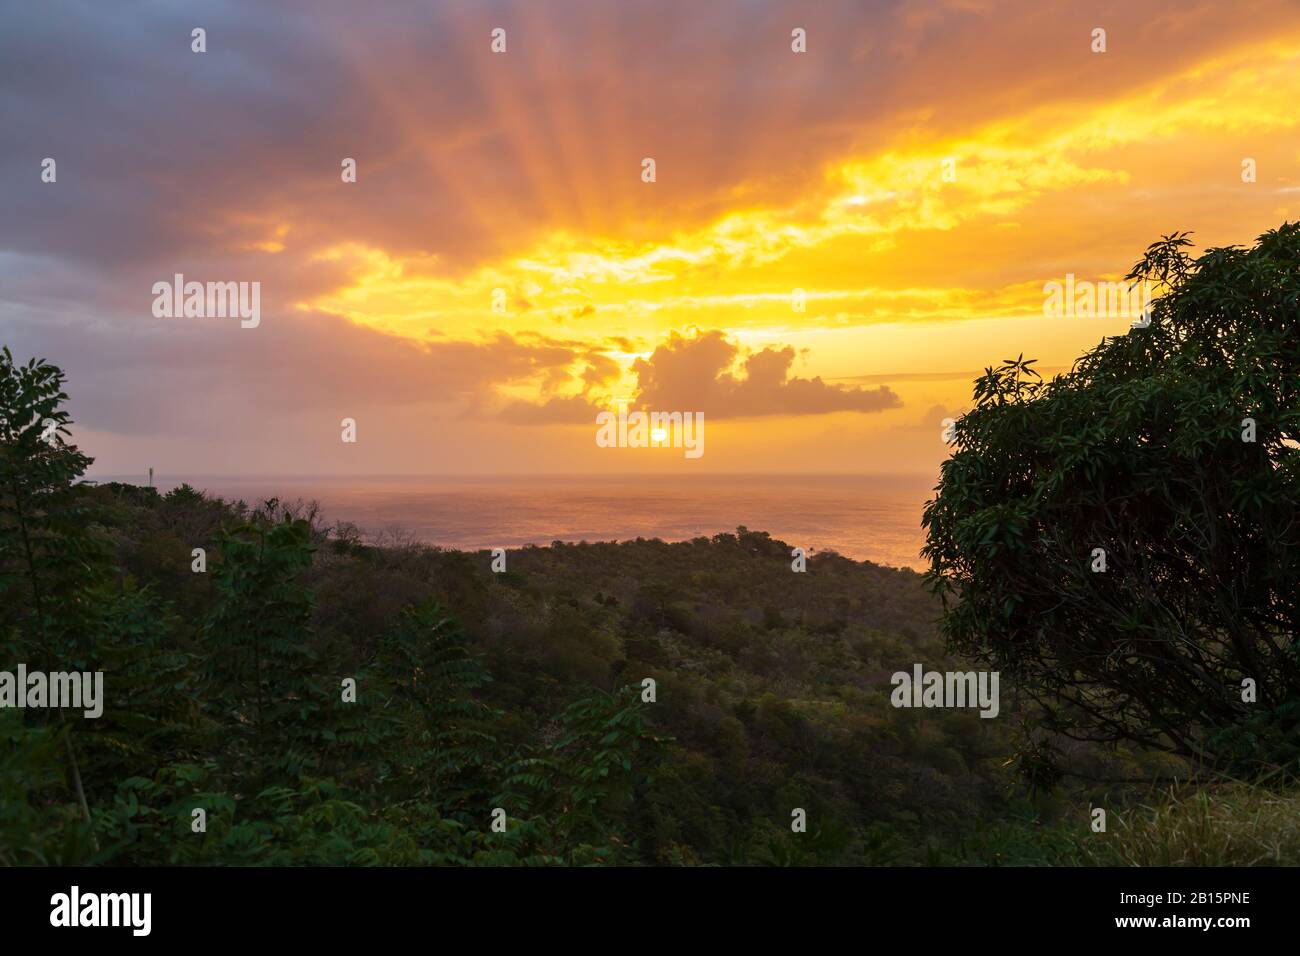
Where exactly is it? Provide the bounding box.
[4,0,1300,477]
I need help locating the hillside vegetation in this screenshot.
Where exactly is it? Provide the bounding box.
[1,474,1181,864]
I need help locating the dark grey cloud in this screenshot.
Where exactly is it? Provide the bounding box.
[0,295,581,438]
[3,0,1281,276]
[631,329,902,418]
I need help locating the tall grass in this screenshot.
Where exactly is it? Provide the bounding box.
[951,782,1300,866]
[1081,783,1300,866]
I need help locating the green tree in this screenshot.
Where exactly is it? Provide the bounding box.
[372,601,503,816]
[203,515,321,779]
[0,348,107,655]
[0,348,109,831]
[922,225,1300,772]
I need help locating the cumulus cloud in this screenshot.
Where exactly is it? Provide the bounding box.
[631,329,901,418]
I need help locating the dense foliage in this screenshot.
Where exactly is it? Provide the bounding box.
[923,225,1300,774]
[0,344,1008,865]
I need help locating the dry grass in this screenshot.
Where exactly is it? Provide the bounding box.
[1084,783,1300,866]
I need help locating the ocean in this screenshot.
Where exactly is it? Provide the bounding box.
[100,473,937,572]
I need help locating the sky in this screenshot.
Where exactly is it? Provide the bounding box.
[3,0,1299,479]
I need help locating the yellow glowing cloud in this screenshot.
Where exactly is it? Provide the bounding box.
[302,32,1300,413]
